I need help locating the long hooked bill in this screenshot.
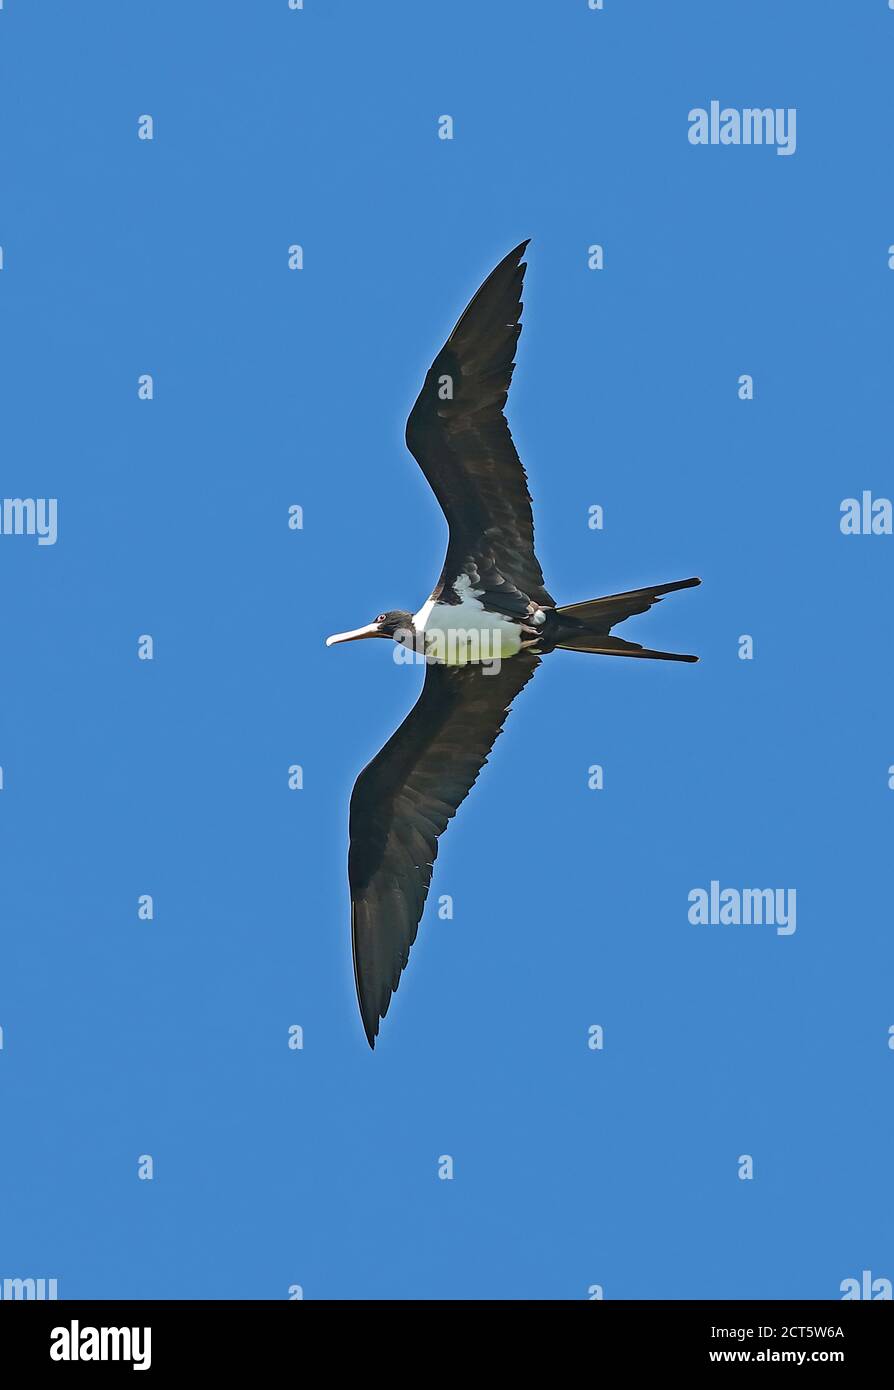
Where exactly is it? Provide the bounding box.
[325,622,383,646]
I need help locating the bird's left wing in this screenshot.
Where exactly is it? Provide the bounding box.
[349,653,541,1046]
[405,241,555,614]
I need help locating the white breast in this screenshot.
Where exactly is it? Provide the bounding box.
[413,576,523,665]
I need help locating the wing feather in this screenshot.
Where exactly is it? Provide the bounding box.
[405,242,554,613]
[349,655,540,1045]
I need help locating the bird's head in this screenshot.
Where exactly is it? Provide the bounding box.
[326,610,416,647]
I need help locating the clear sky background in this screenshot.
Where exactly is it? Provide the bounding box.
[1,0,892,1301]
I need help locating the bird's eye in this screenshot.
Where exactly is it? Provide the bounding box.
[376,613,387,623]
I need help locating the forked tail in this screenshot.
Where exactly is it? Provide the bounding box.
[550,576,700,662]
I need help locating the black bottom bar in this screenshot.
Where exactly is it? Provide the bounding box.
[0,1298,889,1374]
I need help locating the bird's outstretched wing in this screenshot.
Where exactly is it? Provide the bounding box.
[349,654,540,1046]
[405,241,555,615]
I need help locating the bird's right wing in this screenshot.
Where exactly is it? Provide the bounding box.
[405,241,555,613]
[349,653,541,1046]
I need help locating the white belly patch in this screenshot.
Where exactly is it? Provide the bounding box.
[412,577,523,665]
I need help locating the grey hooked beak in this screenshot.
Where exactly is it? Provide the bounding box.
[325,622,383,647]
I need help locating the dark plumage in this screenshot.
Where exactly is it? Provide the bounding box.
[349,655,540,1047]
[327,242,700,1046]
[405,240,554,617]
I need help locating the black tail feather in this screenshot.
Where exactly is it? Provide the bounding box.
[557,634,698,662]
[556,577,700,628]
[551,576,700,661]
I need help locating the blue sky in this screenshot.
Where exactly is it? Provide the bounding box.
[0,0,892,1299]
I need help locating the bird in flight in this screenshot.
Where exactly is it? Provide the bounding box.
[327,241,700,1047]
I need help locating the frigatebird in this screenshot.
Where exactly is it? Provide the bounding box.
[327,241,700,1047]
